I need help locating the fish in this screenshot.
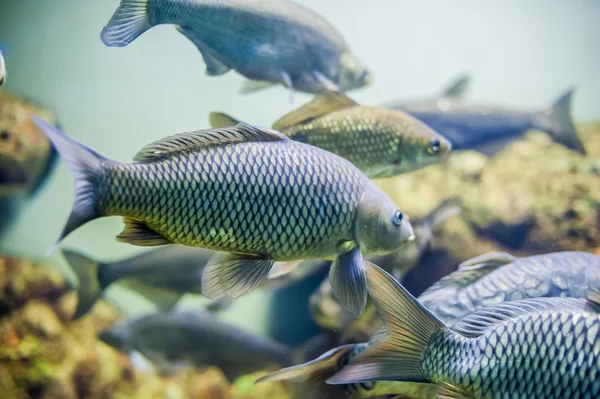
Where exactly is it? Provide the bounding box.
[418,250,600,323]
[390,88,587,156]
[270,295,599,399]
[308,198,462,335]
[101,0,372,94]
[327,262,600,399]
[100,310,296,380]
[61,246,214,319]
[0,49,6,86]
[0,94,57,198]
[210,91,452,179]
[34,118,414,317]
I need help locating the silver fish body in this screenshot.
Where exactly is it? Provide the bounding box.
[35,119,413,316]
[419,251,600,323]
[101,0,371,93]
[101,310,292,380]
[329,263,600,399]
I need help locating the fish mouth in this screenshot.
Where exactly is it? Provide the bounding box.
[0,155,29,187]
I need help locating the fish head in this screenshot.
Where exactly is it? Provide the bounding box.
[399,120,453,173]
[337,51,372,91]
[355,182,414,254]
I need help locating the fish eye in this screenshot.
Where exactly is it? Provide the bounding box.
[0,130,10,141]
[392,210,404,226]
[428,139,441,155]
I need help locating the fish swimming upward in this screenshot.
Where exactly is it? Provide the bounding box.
[101,0,372,94]
[101,310,297,380]
[390,88,587,156]
[34,118,414,316]
[210,91,452,179]
[327,262,600,399]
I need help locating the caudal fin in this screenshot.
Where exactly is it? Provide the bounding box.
[101,0,151,47]
[538,89,586,155]
[61,248,106,319]
[32,117,105,253]
[256,344,357,399]
[327,262,445,385]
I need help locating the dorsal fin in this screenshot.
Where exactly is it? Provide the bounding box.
[450,297,596,338]
[133,122,288,162]
[457,251,516,271]
[209,112,240,128]
[272,91,358,130]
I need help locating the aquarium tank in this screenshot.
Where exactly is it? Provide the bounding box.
[0,0,598,398]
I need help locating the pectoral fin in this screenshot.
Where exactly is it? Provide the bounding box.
[240,79,276,94]
[116,217,170,246]
[201,252,274,299]
[329,247,367,317]
[176,26,231,76]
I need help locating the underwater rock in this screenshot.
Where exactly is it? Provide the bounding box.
[0,254,296,399]
[380,123,600,287]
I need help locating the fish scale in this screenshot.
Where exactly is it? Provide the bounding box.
[97,140,364,259]
[421,311,600,398]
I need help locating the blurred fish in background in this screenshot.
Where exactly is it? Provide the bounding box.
[211,91,452,179]
[390,84,587,156]
[0,89,57,240]
[387,74,471,109]
[100,309,300,380]
[101,0,372,96]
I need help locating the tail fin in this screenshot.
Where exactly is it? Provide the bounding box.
[256,344,357,399]
[32,117,105,253]
[538,89,586,155]
[61,248,107,319]
[327,262,445,385]
[422,196,462,233]
[101,0,152,47]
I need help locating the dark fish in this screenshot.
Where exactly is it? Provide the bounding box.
[61,246,213,319]
[101,0,371,94]
[100,310,295,380]
[390,88,587,155]
[328,262,600,399]
[34,118,414,317]
[211,91,452,178]
[419,250,600,323]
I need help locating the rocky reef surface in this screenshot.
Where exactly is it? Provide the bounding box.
[0,255,295,399]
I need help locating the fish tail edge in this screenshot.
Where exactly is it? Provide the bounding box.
[540,88,586,155]
[32,117,105,252]
[61,248,107,319]
[327,261,446,385]
[101,0,152,47]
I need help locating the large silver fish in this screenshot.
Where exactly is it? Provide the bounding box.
[101,0,371,94]
[34,118,414,316]
[328,262,600,399]
[210,91,452,179]
[101,310,295,380]
[419,250,600,323]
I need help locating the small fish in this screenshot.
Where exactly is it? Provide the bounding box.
[390,88,587,155]
[0,50,6,86]
[328,262,600,399]
[419,250,600,323]
[309,198,462,335]
[34,118,414,317]
[101,0,371,94]
[210,91,452,179]
[100,310,296,380]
